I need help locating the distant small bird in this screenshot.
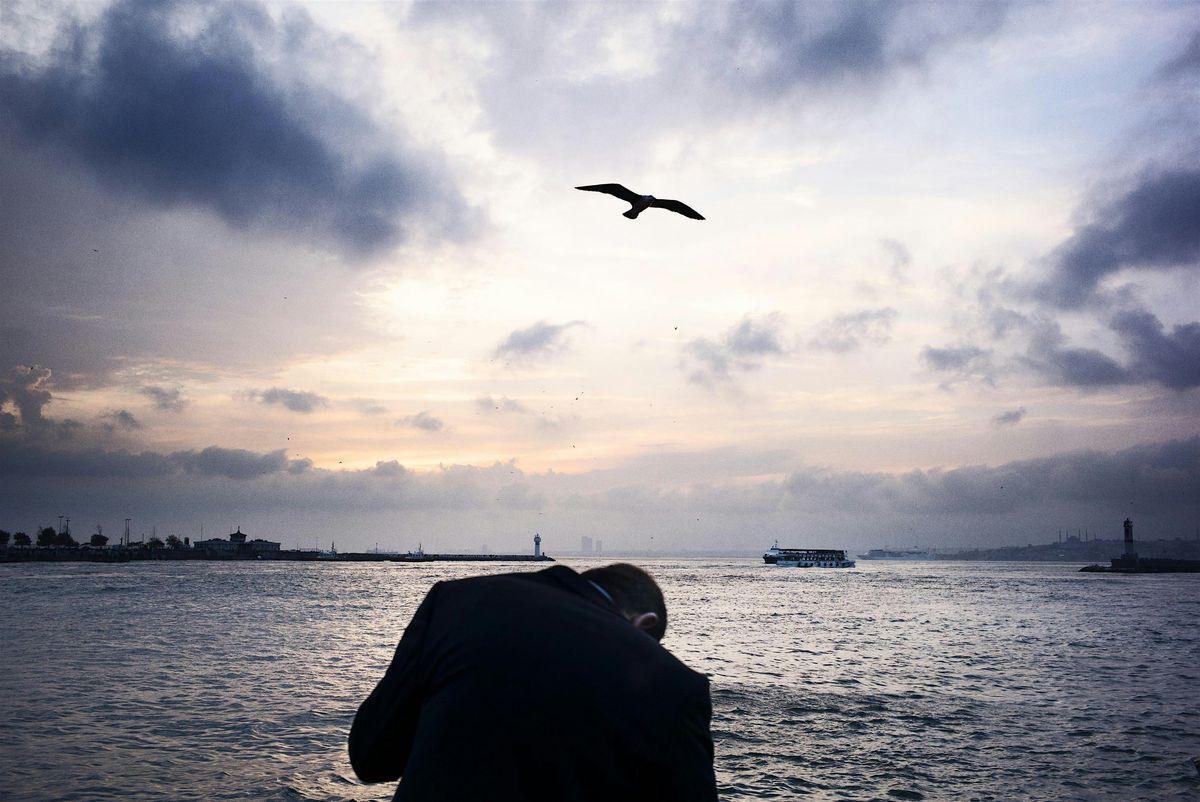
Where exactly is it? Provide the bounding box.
[575,183,705,220]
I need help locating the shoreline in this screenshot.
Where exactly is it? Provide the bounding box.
[0,546,554,564]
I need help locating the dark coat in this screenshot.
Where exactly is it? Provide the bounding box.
[349,565,716,801]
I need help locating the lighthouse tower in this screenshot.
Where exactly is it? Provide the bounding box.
[534,532,542,558]
[1123,518,1136,560]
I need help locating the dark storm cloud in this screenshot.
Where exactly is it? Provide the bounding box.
[0,0,468,258]
[0,365,54,429]
[777,437,1200,517]
[258,387,328,413]
[0,444,540,529]
[682,314,787,388]
[0,440,295,480]
[1021,320,1129,388]
[809,308,897,353]
[397,411,445,432]
[991,407,1026,427]
[102,409,142,430]
[1036,167,1200,308]
[493,321,586,361]
[1018,311,1200,392]
[176,446,290,479]
[1110,309,1200,391]
[141,386,187,413]
[568,437,1200,526]
[0,365,82,438]
[0,442,173,478]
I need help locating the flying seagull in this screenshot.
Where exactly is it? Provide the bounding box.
[575,184,705,220]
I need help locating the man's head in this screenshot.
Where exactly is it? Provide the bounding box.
[580,563,667,641]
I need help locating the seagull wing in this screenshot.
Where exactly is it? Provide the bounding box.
[575,183,642,204]
[650,198,705,220]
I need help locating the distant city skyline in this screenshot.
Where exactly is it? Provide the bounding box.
[1,1,1198,552]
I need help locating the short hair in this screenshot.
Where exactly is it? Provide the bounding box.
[580,563,667,641]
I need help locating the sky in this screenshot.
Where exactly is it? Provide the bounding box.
[1,0,1198,554]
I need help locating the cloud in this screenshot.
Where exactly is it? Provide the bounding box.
[418,2,1008,164]
[1021,320,1129,389]
[809,307,897,352]
[102,409,142,430]
[920,344,994,384]
[985,307,1029,341]
[1157,30,1200,80]
[357,402,389,417]
[475,395,532,415]
[0,0,470,258]
[397,411,445,432]
[1036,167,1200,308]
[0,365,55,430]
[991,407,1026,427]
[1110,309,1200,391]
[1017,311,1200,392]
[674,2,1006,100]
[141,386,187,413]
[879,238,911,281]
[257,387,328,413]
[2,434,1198,551]
[682,313,787,388]
[919,33,1200,396]
[0,441,296,481]
[774,436,1200,518]
[493,320,586,361]
[371,459,408,478]
[174,446,291,480]
[288,457,313,475]
[0,364,84,439]
[725,315,788,356]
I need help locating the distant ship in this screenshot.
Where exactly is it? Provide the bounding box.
[763,541,855,568]
[856,548,935,561]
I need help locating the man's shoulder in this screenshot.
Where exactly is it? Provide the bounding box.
[438,565,583,595]
[659,647,711,692]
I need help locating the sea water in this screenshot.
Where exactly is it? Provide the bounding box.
[0,559,1196,801]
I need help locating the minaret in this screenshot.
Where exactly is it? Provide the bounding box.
[534,532,542,558]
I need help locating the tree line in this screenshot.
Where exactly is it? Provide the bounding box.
[0,529,185,549]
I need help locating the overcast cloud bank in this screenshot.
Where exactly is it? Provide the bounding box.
[2,426,1195,551]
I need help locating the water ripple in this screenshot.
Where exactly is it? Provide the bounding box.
[1,560,1198,800]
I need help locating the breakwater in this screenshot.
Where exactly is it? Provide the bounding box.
[0,547,554,564]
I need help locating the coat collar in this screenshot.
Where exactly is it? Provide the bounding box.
[535,564,623,616]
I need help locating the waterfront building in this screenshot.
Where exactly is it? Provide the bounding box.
[192,527,280,555]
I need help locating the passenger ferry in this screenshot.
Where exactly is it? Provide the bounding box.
[763,541,855,568]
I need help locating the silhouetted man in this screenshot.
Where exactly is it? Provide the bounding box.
[349,563,716,801]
